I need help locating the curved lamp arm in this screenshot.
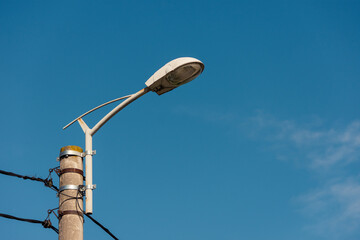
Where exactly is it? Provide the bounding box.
[63,87,149,135]
[62,87,150,214]
[90,87,149,136]
[62,95,132,130]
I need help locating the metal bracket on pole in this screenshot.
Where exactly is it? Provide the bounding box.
[58,184,96,196]
[57,149,84,161]
[57,184,80,197]
[87,184,96,190]
[80,185,96,190]
[78,184,97,195]
[59,184,81,192]
[81,150,96,157]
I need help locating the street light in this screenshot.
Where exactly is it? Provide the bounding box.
[63,57,204,214]
[145,57,204,95]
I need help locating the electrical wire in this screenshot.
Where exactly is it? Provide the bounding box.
[0,213,59,234]
[0,168,59,192]
[1,167,119,239]
[0,168,60,235]
[84,213,119,240]
[74,189,119,240]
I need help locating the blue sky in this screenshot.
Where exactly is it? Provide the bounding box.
[1,1,360,240]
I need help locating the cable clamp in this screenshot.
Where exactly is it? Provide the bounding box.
[42,219,52,228]
[81,150,96,157]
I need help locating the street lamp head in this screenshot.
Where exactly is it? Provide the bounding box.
[145,57,204,95]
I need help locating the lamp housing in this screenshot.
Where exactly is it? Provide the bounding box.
[145,57,204,95]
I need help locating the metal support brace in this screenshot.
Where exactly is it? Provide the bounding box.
[58,184,96,194]
[59,150,83,158]
[57,149,85,161]
[81,150,96,157]
[79,184,96,196]
[57,149,95,161]
[59,184,80,192]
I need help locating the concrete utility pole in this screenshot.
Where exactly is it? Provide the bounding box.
[58,146,84,240]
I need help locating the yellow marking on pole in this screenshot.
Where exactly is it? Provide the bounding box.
[60,145,83,153]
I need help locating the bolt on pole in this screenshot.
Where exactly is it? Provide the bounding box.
[58,146,84,240]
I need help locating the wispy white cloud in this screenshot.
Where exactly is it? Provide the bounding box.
[248,113,360,238]
[247,113,360,169]
[298,177,360,238]
[175,106,360,238]
[175,107,360,168]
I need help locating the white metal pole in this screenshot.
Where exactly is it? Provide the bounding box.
[85,131,93,214]
[77,88,149,214]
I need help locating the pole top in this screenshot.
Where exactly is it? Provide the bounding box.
[59,145,84,160]
[60,145,83,154]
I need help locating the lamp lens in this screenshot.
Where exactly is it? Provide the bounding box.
[166,63,202,85]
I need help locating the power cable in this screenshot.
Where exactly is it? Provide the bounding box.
[74,189,119,240]
[0,168,59,192]
[1,168,119,239]
[84,213,119,240]
[0,212,59,234]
